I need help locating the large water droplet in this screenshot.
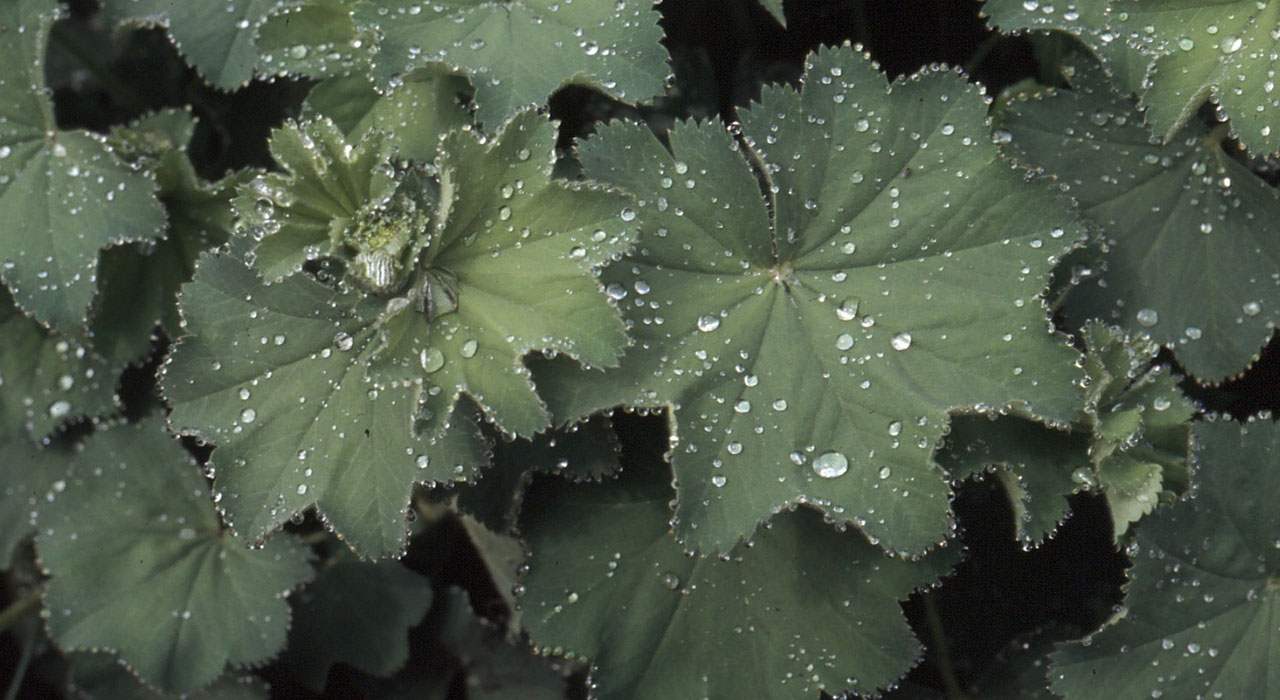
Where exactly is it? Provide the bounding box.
[697,314,721,332]
[890,332,912,351]
[420,347,445,373]
[240,408,257,424]
[1135,308,1159,327]
[460,339,478,358]
[812,451,849,479]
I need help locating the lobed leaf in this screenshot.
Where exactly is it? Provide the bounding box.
[0,0,168,333]
[166,110,634,557]
[1050,418,1280,700]
[36,422,314,695]
[518,461,958,699]
[998,57,1280,382]
[68,652,270,700]
[537,45,1087,556]
[0,285,119,439]
[351,0,670,128]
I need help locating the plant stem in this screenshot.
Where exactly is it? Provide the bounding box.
[923,594,966,700]
[0,590,40,635]
[2,623,35,700]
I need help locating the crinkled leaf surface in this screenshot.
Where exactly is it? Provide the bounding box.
[998,60,1280,382]
[981,0,1149,92]
[92,110,247,365]
[351,0,669,128]
[0,0,168,333]
[100,0,293,90]
[0,286,118,438]
[166,111,632,556]
[1049,418,1280,700]
[938,414,1088,545]
[68,652,270,700]
[303,69,474,163]
[537,46,1086,555]
[280,556,432,690]
[1112,0,1280,155]
[36,422,314,695]
[518,461,957,699]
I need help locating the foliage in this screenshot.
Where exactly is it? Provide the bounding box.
[1,0,1277,699]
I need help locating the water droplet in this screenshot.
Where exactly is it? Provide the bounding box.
[620,207,637,222]
[812,451,849,479]
[498,205,512,221]
[420,348,445,373]
[878,466,891,479]
[1152,396,1172,411]
[890,332,912,351]
[711,474,727,487]
[836,333,855,351]
[416,454,430,469]
[1242,301,1261,317]
[836,299,859,321]
[887,421,902,437]
[726,441,743,455]
[334,332,354,351]
[460,339,478,358]
[296,484,308,495]
[1178,37,1195,50]
[662,572,680,590]
[733,400,751,414]
[1135,308,1159,327]
[772,399,788,411]
[854,118,870,132]
[696,314,721,332]
[49,400,73,418]
[240,408,257,424]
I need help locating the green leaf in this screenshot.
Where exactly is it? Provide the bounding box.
[280,556,432,690]
[351,0,670,128]
[536,45,1087,555]
[759,0,787,27]
[256,0,376,81]
[997,54,1280,382]
[458,514,526,633]
[302,68,475,163]
[168,111,632,556]
[1078,323,1194,537]
[0,435,68,570]
[0,286,119,438]
[91,110,248,365]
[36,421,314,695]
[100,0,293,90]
[0,0,168,333]
[1112,0,1280,155]
[68,652,270,700]
[938,414,1089,545]
[436,588,567,700]
[981,0,1149,93]
[518,460,957,699]
[456,416,620,533]
[1049,418,1280,700]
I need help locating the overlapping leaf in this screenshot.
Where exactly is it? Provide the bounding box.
[519,461,957,699]
[68,653,271,700]
[981,0,1149,92]
[91,110,249,365]
[1050,418,1280,700]
[997,58,1280,382]
[99,0,295,90]
[0,0,168,333]
[350,0,670,128]
[280,555,432,689]
[257,0,376,81]
[0,286,118,439]
[36,422,314,695]
[0,434,67,570]
[537,45,1087,555]
[165,111,635,556]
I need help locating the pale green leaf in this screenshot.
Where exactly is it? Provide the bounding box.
[1050,418,1280,700]
[1112,0,1280,154]
[0,0,168,332]
[280,556,432,690]
[537,45,1086,555]
[0,286,118,438]
[100,0,294,90]
[167,111,630,556]
[998,58,1280,382]
[981,0,1149,92]
[36,422,314,695]
[351,0,670,128]
[303,68,475,162]
[519,461,958,699]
